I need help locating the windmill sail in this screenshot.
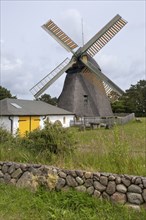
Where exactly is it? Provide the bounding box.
[30,58,75,98]
[42,20,78,53]
[80,57,124,95]
[76,14,127,57]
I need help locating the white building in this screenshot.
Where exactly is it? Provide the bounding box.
[0,98,75,136]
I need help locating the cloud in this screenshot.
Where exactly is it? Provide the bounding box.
[1,57,23,71]
[1,54,35,99]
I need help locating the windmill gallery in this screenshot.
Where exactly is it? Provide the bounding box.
[30,14,127,118]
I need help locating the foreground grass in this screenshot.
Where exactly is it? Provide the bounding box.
[0,184,146,220]
[0,118,146,175]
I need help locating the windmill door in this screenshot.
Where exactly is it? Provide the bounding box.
[19,116,40,136]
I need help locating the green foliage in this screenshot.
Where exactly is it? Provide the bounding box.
[0,184,146,220]
[112,80,146,116]
[0,127,13,143]
[19,121,76,156]
[0,85,16,100]
[39,93,58,106]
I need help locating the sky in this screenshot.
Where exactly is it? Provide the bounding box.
[1,0,145,100]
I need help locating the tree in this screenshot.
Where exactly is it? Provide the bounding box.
[0,86,16,100]
[111,80,146,116]
[39,94,58,106]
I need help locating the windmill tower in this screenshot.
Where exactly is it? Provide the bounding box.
[30,14,127,117]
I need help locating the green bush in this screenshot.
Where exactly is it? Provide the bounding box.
[20,121,76,155]
[0,127,13,143]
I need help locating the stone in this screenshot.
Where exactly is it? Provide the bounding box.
[84,172,93,179]
[33,164,42,168]
[115,177,121,184]
[8,165,15,174]
[11,168,23,179]
[94,181,106,192]
[116,184,127,193]
[62,185,70,192]
[122,178,131,187]
[76,176,84,185]
[124,175,132,180]
[56,178,66,190]
[84,179,93,187]
[93,190,101,198]
[66,175,78,187]
[93,172,100,178]
[142,189,146,202]
[109,175,115,181]
[126,204,141,211]
[100,176,108,186]
[75,185,86,192]
[14,163,20,169]
[2,164,8,173]
[128,184,142,193]
[131,176,137,184]
[111,192,127,204]
[139,184,144,189]
[10,178,17,185]
[93,174,100,181]
[127,193,144,205]
[100,172,110,177]
[28,167,41,176]
[16,171,38,191]
[76,170,84,177]
[87,186,94,195]
[135,177,142,185]
[106,181,116,195]
[142,179,146,188]
[58,171,67,178]
[0,171,4,178]
[68,170,77,177]
[102,192,110,201]
[0,178,4,183]
[4,173,11,183]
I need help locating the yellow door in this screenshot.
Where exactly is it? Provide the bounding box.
[19,116,30,136]
[19,116,40,136]
[31,117,40,131]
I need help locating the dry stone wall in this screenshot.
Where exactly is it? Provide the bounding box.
[0,161,146,209]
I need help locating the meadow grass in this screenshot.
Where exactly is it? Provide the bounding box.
[0,118,145,176]
[0,183,146,220]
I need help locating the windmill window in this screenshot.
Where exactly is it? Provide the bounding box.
[84,95,88,103]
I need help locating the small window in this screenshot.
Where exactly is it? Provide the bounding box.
[11,103,22,109]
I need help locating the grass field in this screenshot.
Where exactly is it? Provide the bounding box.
[0,118,145,176]
[0,118,146,219]
[0,184,146,220]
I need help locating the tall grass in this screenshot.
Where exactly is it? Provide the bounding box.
[0,183,146,220]
[0,118,145,175]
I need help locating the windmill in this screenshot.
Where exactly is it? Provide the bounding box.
[30,14,127,117]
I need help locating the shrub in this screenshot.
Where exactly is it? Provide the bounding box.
[20,121,76,155]
[0,127,13,143]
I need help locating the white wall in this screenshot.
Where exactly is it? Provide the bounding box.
[0,116,19,135]
[0,116,11,132]
[46,115,74,128]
